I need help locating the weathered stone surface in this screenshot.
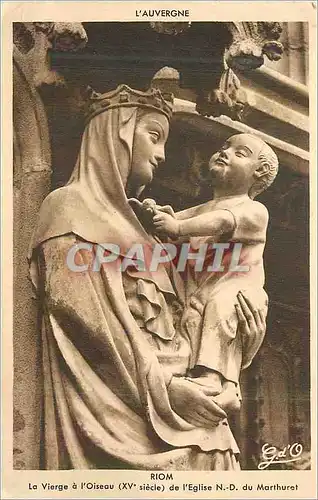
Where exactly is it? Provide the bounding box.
[49,22,88,52]
[13,50,52,468]
[150,21,191,36]
[225,22,283,71]
[13,21,87,470]
[195,68,249,120]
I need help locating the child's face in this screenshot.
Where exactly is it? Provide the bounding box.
[209,134,263,191]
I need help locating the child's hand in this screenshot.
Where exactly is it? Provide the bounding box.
[153,211,180,238]
[128,198,158,232]
[143,199,175,218]
[142,198,157,214]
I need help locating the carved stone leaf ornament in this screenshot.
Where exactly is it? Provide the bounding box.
[196,67,248,120]
[225,21,284,70]
[198,22,284,119]
[149,21,284,120]
[150,21,192,36]
[48,22,88,52]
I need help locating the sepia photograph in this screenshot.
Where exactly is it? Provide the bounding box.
[2,2,316,498]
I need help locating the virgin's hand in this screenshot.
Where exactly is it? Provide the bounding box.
[128,198,157,215]
[168,377,226,428]
[128,197,143,208]
[155,205,175,217]
[235,291,267,349]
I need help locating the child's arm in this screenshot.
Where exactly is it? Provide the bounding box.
[153,209,235,240]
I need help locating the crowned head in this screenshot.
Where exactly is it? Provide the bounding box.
[84,84,174,125]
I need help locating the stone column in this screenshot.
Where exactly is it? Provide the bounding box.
[287,22,307,84]
[13,46,52,471]
[13,22,87,469]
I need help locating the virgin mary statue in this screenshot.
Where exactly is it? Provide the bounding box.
[28,84,262,470]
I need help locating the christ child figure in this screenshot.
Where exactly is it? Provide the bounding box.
[151,134,279,413]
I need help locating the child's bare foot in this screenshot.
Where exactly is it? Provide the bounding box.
[213,384,241,414]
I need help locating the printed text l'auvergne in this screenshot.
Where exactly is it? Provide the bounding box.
[136,9,190,18]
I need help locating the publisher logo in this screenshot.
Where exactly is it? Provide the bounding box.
[258,442,303,470]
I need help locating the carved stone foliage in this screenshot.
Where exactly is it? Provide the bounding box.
[195,67,249,120]
[48,23,88,52]
[13,23,45,54]
[16,21,283,123]
[149,21,283,70]
[225,22,284,71]
[150,22,192,36]
[14,22,88,56]
[197,22,284,119]
[13,22,88,89]
[149,22,284,120]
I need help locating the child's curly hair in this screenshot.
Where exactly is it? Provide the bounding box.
[248,136,279,199]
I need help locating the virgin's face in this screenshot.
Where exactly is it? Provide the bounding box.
[130,111,169,190]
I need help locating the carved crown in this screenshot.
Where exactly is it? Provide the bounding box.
[84,84,174,124]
